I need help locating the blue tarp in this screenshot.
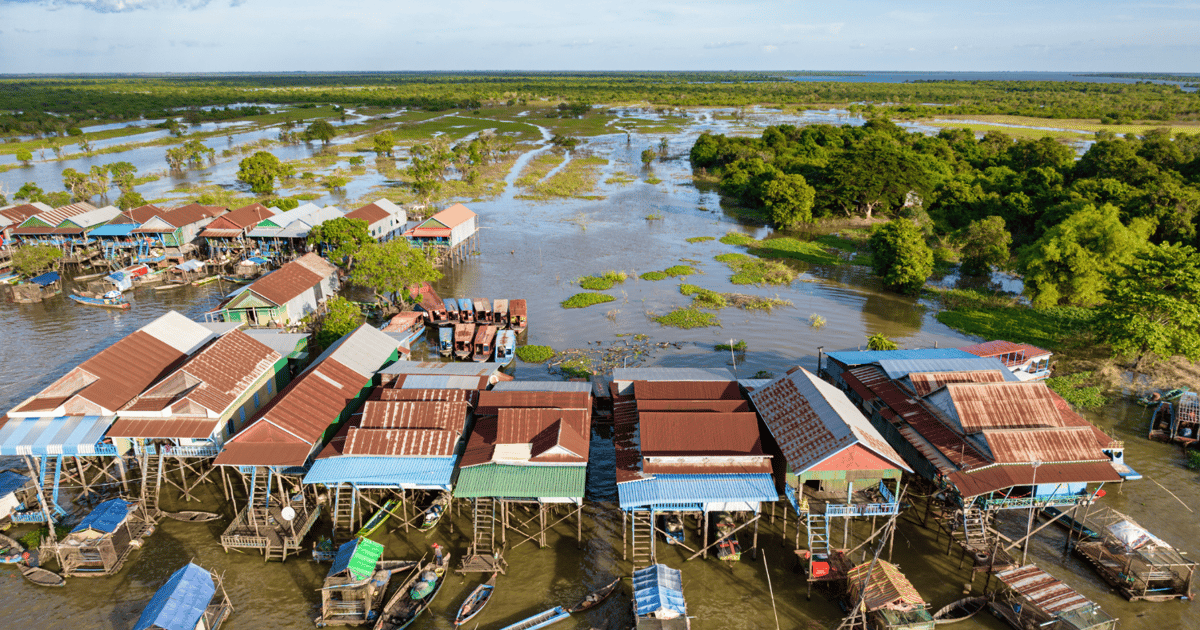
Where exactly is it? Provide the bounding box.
[174,259,205,272]
[89,224,138,237]
[133,562,216,630]
[328,537,384,581]
[246,256,270,265]
[30,271,59,286]
[617,474,778,510]
[632,564,687,617]
[825,348,976,367]
[0,415,116,457]
[0,470,30,497]
[72,498,133,534]
[105,271,135,292]
[304,456,457,490]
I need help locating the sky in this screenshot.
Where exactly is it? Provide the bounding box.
[0,0,1198,74]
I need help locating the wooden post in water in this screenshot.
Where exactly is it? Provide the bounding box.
[702,511,709,560]
[622,510,628,560]
[576,503,583,549]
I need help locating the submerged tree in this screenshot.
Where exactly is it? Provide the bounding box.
[305,119,337,144]
[869,219,934,295]
[761,172,816,228]
[1096,242,1200,367]
[350,239,443,305]
[237,151,284,194]
[957,215,1011,276]
[12,244,63,278]
[866,333,899,351]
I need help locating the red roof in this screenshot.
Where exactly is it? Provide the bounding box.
[475,390,590,416]
[246,253,336,305]
[344,426,458,457]
[635,399,750,413]
[359,400,468,431]
[105,418,214,439]
[199,203,274,236]
[529,418,589,461]
[124,205,169,223]
[948,461,1121,498]
[0,204,46,224]
[495,408,590,445]
[633,380,742,401]
[939,382,1066,431]
[637,412,763,456]
[49,331,185,413]
[959,340,1051,364]
[345,203,391,225]
[162,203,226,227]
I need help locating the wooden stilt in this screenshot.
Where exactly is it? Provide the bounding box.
[702,511,709,560]
[576,502,583,549]
[751,514,760,560]
[1022,507,1035,565]
[539,505,546,548]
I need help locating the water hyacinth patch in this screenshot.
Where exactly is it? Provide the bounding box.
[562,293,616,309]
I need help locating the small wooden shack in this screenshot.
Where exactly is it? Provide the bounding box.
[3,271,62,303]
[990,564,1117,630]
[133,561,233,630]
[1074,507,1196,602]
[845,560,934,630]
[45,497,154,576]
[631,564,689,630]
[0,470,35,525]
[318,537,389,626]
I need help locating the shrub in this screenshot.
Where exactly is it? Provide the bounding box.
[655,307,721,329]
[640,271,668,281]
[686,236,715,243]
[560,358,593,379]
[716,340,747,351]
[562,293,616,309]
[578,270,627,290]
[867,333,899,351]
[720,231,759,246]
[516,345,555,363]
[810,314,827,328]
[663,265,696,277]
[1046,371,1107,409]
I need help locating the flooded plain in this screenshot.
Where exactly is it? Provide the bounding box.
[1,108,1198,629]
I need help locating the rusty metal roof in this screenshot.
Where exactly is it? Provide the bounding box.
[928,382,1067,431]
[612,392,646,483]
[948,461,1121,498]
[994,565,1096,615]
[642,461,773,475]
[476,390,590,416]
[344,426,458,457]
[200,203,274,235]
[905,370,1010,397]
[633,380,742,401]
[162,203,226,227]
[638,412,763,456]
[1048,391,1115,448]
[246,253,335,306]
[458,418,497,467]
[344,203,391,225]
[105,418,214,439]
[960,340,1052,364]
[373,388,476,405]
[529,418,589,461]
[635,399,750,413]
[496,408,590,446]
[381,312,424,332]
[359,400,468,431]
[982,427,1109,464]
[846,560,925,612]
[135,329,279,416]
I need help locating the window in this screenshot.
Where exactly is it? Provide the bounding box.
[239,408,246,425]
[267,380,273,394]
[253,392,260,408]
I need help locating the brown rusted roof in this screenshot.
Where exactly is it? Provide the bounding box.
[982,427,1109,464]
[247,253,335,306]
[496,408,590,445]
[200,203,274,235]
[960,340,1051,364]
[0,204,46,223]
[633,380,742,401]
[948,461,1121,498]
[345,203,391,225]
[638,412,763,456]
[642,461,773,475]
[105,418,214,439]
[508,299,526,316]
[529,418,589,461]
[74,331,187,412]
[611,390,646,483]
[995,565,1096,615]
[847,560,925,612]
[475,390,590,416]
[1048,391,1115,448]
[214,442,315,467]
[344,426,458,456]
[459,419,498,467]
[131,329,280,415]
[906,370,1009,397]
[635,399,750,413]
[14,397,69,412]
[372,388,476,405]
[381,312,424,332]
[359,400,469,431]
[163,203,226,227]
[124,205,169,223]
[937,382,1066,431]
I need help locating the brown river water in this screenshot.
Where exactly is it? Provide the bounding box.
[2,114,1198,630]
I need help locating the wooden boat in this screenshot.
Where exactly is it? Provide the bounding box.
[221,275,252,284]
[931,596,986,624]
[660,513,684,545]
[192,275,220,286]
[498,607,570,630]
[457,298,476,324]
[453,323,475,360]
[494,329,516,364]
[1148,401,1174,442]
[1172,391,1199,445]
[1162,387,1188,402]
[164,510,221,523]
[712,512,741,562]
[1039,506,1099,540]
[382,312,427,351]
[22,565,65,587]
[438,327,454,356]
[0,532,25,564]
[133,268,168,286]
[453,573,496,627]
[373,551,451,630]
[567,577,621,613]
[357,499,400,538]
[154,282,188,292]
[508,299,527,332]
[376,560,419,574]
[474,298,492,324]
[70,291,131,310]
[417,492,450,533]
[492,299,509,328]
[72,270,109,282]
[473,325,498,363]
[443,298,460,323]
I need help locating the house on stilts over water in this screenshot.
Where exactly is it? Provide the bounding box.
[212,324,401,561]
[402,203,478,265]
[132,561,234,630]
[205,252,338,328]
[42,496,155,576]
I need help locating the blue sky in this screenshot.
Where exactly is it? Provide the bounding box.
[0,0,1198,73]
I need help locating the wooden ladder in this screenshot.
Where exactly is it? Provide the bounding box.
[473,498,496,553]
[39,455,66,518]
[141,450,165,515]
[962,507,988,547]
[806,512,830,555]
[333,484,356,535]
[631,510,654,565]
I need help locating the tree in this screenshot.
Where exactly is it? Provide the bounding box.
[1020,204,1151,308]
[322,171,350,191]
[1096,242,1200,367]
[15,182,45,203]
[237,151,283,194]
[827,135,933,218]
[266,197,299,211]
[408,138,453,201]
[310,297,364,353]
[12,244,63,277]
[658,137,669,159]
[108,161,138,193]
[15,149,32,164]
[641,148,655,166]
[305,119,336,144]
[89,164,111,202]
[372,131,395,157]
[350,239,443,305]
[62,168,97,202]
[869,219,934,295]
[116,191,146,211]
[958,216,1012,275]
[348,156,365,167]
[307,217,372,266]
[761,173,816,228]
[866,333,899,351]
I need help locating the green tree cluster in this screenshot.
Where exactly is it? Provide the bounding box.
[310,297,364,353]
[869,219,934,295]
[237,151,284,194]
[12,244,63,277]
[349,239,443,305]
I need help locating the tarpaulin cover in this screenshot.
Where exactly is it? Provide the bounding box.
[71,498,133,534]
[632,564,686,618]
[1107,519,1163,551]
[133,562,216,630]
[328,537,384,581]
[0,415,115,456]
[30,271,59,286]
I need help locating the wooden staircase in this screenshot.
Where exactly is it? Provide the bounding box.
[333,484,356,535]
[806,512,830,555]
[961,507,988,548]
[39,455,66,519]
[631,510,654,565]
[473,497,496,554]
[141,451,165,515]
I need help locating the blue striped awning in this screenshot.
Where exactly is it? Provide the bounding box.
[0,415,116,456]
[89,224,139,237]
[617,473,777,510]
[304,456,457,490]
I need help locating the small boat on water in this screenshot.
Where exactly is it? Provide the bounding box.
[373,549,450,630]
[498,606,570,630]
[473,325,498,362]
[0,532,25,564]
[508,299,527,332]
[22,565,65,587]
[357,499,400,538]
[70,290,131,310]
[632,564,689,630]
[932,596,987,624]
[453,324,475,360]
[443,298,460,323]
[1172,391,1200,446]
[381,312,426,351]
[493,299,509,328]
[164,510,221,523]
[453,573,496,627]
[192,275,220,286]
[438,327,454,356]
[661,513,684,545]
[134,562,232,630]
[712,512,741,562]
[417,492,450,533]
[1148,401,1174,442]
[567,577,621,613]
[104,263,149,292]
[221,275,251,284]
[1138,387,1187,406]
[474,298,493,324]
[154,282,187,292]
[457,298,476,324]
[494,329,516,364]
[1039,506,1099,540]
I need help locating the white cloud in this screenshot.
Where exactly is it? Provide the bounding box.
[4,0,216,13]
[704,41,747,49]
[762,45,778,53]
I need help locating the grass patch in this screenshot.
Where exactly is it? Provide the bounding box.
[559,357,594,379]
[645,176,662,185]
[577,270,628,291]
[716,340,747,352]
[654,307,722,329]
[686,236,715,244]
[726,293,792,311]
[606,172,637,185]
[663,265,696,277]
[646,213,663,221]
[516,150,566,188]
[929,287,1094,351]
[520,151,607,199]
[715,253,797,285]
[750,236,842,266]
[516,345,555,363]
[562,293,616,309]
[720,231,760,246]
[680,284,728,309]
[1046,371,1107,409]
[640,271,668,281]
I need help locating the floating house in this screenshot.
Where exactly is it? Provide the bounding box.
[245,203,343,254]
[213,325,400,561]
[199,202,276,257]
[402,203,478,264]
[133,203,226,261]
[990,564,1117,630]
[749,367,910,587]
[11,202,121,250]
[0,202,52,249]
[0,470,34,525]
[612,367,777,565]
[454,382,593,573]
[42,497,154,576]
[0,311,220,522]
[318,537,389,626]
[959,340,1053,381]
[845,560,934,630]
[345,199,407,241]
[205,253,338,327]
[1074,507,1196,602]
[133,562,233,630]
[631,564,689,630]
[3,270,62,303]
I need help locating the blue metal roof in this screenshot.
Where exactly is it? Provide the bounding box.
[825,348,976,367]
[879,357,1021,381]
[89,224,138,237]
[0,415,116,457]
[632,564,686,617]
[617,474,778,510]
[72,498,133,534]
[30,271,59,286]
[0,470,30,497]
[328,537,384,581]
[304,456,457,489]
[133,562,216,630]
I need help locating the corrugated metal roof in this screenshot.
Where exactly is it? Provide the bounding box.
[641,461,773,475]
[373,388,475,404]
[960,341,1052,362]
[0,415,116,456]
[633,380,742,401]
[876,357,1018,381]
[476,390,590,415]
[612,367,735,383]
[928,382,1067,432]
[88,223,138,237]
[496,408,590,451]
[995,565,1097,615]
[638,412,763,456]
[305,456,457,488]
[397,374,487,390]
[132,562,216,630]
[329,538,383,582]
[0,470,31,496]
[905,370,1010,397]
[633,565,687,617]
[162,203,225,227]
[345,202,392,226]
[360,400,468,432]
[492,381,593,393]
[72,498,133,534]
[617,473,777,509]
[453,463,587,499]
[749,368,910,474]
[18,202,96,228]
[241,330,307,358]
[30,271,59,286]
[0,203,49,224]
[257,203,319,228]
[106,418,214,439]
[737,378,773,391]
[245,253,335,306]
[846,560,925,612]
[634,399,750,413]
[63,205,121,229]
[132,329,280,417]
[345,427,458,456]
[380,361,505,377]
[140,311,219,355]
[200,203,274,235]
[981,427,1109,464]
[947,461,1121,498]
[825,348,976,367]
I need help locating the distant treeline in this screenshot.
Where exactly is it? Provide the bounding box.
[2,72,1199,136]
[1074,72,1200,83]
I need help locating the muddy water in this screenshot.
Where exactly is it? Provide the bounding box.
[3,110,1199,629]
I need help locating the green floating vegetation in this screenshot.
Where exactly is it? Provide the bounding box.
[716,340,747,352]
[578,270,628,290]
[751,236,841,266]
[809,313,827,329]
[663,265,697,277]
[720,231,759,246]
[516,345,555,363]
[686,236,715,244]
[1187,450,1200,472]
[930,287,1093,351]
[714,253,797,285]
[646,213,663,220]
[679,284,727,309]
[645,176,662,185]
[560,358,594,379]
[655,307,722,329]
[562,293,616,309]
[1046,371,1107,409]
[640,271,668,281]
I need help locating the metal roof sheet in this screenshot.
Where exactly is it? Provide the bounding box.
[0,415,116,456]
[397,374,487,390]
[245,253,335,306]
[241,330,308,358]
[980,427,1109,464]
[321,324,400,379]
[453,463,587,499]
[492,381,592,393]
[876,358,1019,381]
[425,203,475,228]
[959,340,1052,361]
[633,380,742,401]
[373,388,475,404]
[140,311,219,355]
[617,473,777,509]
[257,203,319,228]
[0,470,31,496]
[136,329,279,416]
[633,564,687,617]
[495,408,590,447]
[637,412,763,456]
[88,223,138,237]
[905,370,1011,397]
[162,203,225,227]
[72,498,133,534]
[106,418,214,439]
[381,361,505,377]
[947,461,1121,498]
[476,390,590,415]
[994,565,1097,615]
[30,271,59,286]
[305,456,457,488]
[329,537,383,582]
[612,367,735,382]
[345,427,459,456]
[825,348,976,367]
[132,562,216,630]
[359,400,468,432]
[63,205,121,229]
[927,382,1067,432]
[18,202,96,228]
[846,560,925,611]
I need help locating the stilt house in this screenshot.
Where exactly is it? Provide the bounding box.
[199,203,276,258]
[991,564,1117,630]
[845,560,935,630]
[959,340,1053,381]
[318,537,388,626]
[345,199,407,241]
[43,497,154,576]
[133,561,233,630]
[205,253,338,327]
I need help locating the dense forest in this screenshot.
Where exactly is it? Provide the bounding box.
[2,72,1198,136]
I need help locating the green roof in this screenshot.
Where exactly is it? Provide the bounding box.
[331,537,384,582]
[453,464,587,499]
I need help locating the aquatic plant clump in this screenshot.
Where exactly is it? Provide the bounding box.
[559,358,594,379]
[562,292,616,309]
[686,236,715,243]
[715,340,747,351]
[516,345,555,363]
[663,265,697,277]
[654,307,722,329]
[576,270,628,291]
[640,271,668,281]
[1046,371,1107,409]
[720,231,759,246]
[809,313,827,328]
